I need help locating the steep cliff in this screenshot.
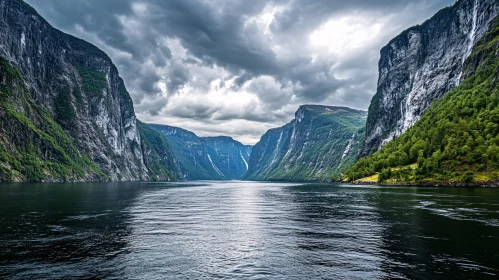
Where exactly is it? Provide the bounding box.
[137,121,182,181]
[347,16,499,184]
[0,0,179,181]
[149,124,252,180]
[361,0,499,157]
[0,57,107,182]
[245,105,366,182]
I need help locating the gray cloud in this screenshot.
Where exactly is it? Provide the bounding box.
[26,0,455,144]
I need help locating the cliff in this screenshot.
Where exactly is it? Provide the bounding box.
[0,0,179,181]
[149,124,252,180]
[347,16,499,184]
[245,105,366,182]
[361,0,499,157]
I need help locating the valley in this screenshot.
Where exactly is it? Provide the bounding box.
[1,0,499,185]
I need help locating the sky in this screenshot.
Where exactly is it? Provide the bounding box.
[26,0,455,144]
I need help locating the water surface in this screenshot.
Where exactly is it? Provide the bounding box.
[1,181,499,279]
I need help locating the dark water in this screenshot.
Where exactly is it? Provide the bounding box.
[1,182,499,279]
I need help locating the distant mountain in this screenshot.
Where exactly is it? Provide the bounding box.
[361,0,499,157]
[149,124,252,180]
[244,105,366,182]
[0,0,179,182]
[347,15,499,184]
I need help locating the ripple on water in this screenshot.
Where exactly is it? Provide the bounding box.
[0,182,498,279]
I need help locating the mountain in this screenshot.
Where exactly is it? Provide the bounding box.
[347,15,499,184]
[136,121,183,180]
[361,0,499,157]
[244,105,366,182]
[149,124,252,180]
[0,0,179,181]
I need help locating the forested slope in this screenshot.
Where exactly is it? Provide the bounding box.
[347,17,499,184]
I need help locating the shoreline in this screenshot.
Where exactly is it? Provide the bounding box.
[342,180,499,188]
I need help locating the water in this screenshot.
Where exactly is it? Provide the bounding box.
[1,181,499,279]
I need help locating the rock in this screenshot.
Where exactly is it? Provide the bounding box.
[149,124,252,180]
[0,0,179,181]
[245,105,366,182]
[362,0,499,157]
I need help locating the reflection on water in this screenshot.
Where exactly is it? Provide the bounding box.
[0,182,498,279]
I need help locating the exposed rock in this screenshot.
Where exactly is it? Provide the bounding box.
[149,124,252,180]
[245,105,366,182]
[0,0,179,181]
[362,0,499,157]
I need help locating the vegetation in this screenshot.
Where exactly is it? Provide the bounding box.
[0,56,106,182]
[346,17,499,184]
[149,124,252,180]
[77,65,107,96]
[55,87,76,125]
[137,121,181,181]
[245,106,367,182]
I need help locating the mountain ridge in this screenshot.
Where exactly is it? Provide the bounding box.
[347,15,499,184]
[0,0,180,181]
[361,0,499,157]
[149,123,252,180]
[245,105,366,182]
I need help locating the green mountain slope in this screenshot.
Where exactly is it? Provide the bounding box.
[346,16,499,184]
[0,0,181,182]
[136,121,183,181]
[202,136,252,179]
[149,124,252,180]
[245,105,366,182]
[0,57,106,182]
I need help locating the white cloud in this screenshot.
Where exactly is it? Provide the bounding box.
[309,13,384,55]
[26,0,455,144]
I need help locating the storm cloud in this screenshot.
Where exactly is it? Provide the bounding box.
[26,0,455,144]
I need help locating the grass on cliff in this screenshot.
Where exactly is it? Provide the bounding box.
[137,121,180,181]
[346,17,499,184]
[77,66,107,96]
[0,56,107,182]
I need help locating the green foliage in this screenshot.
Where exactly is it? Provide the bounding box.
[77,66,107,96]
[73,87,83,104]
[55,87,76,124]
[0,56,107,182]
[137,121,181,181]
[462,171,474,183]
[347,19,499,184]
[150,124,251,180]
[245,106,367,182]
[0,57,22,81]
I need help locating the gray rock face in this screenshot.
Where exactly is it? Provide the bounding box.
[149,124,252,180]
[361,0,499,157]
[245,105,367,182]
[0,0,173,181]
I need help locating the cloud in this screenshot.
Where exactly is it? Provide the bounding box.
[26,0,455,144]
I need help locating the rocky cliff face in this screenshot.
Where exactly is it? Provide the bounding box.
[149,124,252,180]
[361,0,499,157]
[347,15,499,183]
[245,105,366,182]
[0,0,178,181]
